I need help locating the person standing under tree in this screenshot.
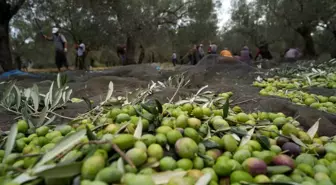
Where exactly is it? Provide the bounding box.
[284,47,301,62]
[172,51,177,66]
[198,44,205,59]
[43,27,68,72]
[187,49,193,64]
[192,45,200,65]
[77,40,86,70]
[210,42,218,54]
[255,43,273,60]
[240,46,253,65]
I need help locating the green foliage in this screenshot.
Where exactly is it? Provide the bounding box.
[0,74,72,128]
[10,0,221,66]
[222,0,336,58]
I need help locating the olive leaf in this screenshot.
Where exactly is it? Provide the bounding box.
[43,116,56,126]
[155,99,163,114]
[222,98,230,118]
[13,173,38,184]
[194,85,209,97]
[48,82,54,106]
[36,107,48,127]
[197,153,214,161]
[157,81,166,88]
[86,125,97,140]
[199,124,209,136]
[104,81,114,103]
[305,75,312,86]
[202,140,220,149]
[44,92,50,108]
[267,166,292,174]
[115,122,131,134]
[134,106,153,121]
[57,73,61,88]
[307,118,320,139]
[31,84,40,112]
[290,134,307,148]
[51,90,62,109]
[117,157,125,174]
[203,123,212,139]
[231,133,241,141]
[23,88,31,98]
[151,171,187,185]
[61,74,69,87]
[22,104,34,129]
[35,129,87,167]
[45,177,71,185]
[195,173,212,185]
[34,162,82,178]
[82,97,92,111]
[1,81,15,103]
[13,85,21,111]
[3,123,17,163]
[133,117,143,139]
[175,100,190,106]
[141,103,157,115]
[57,73,68,88]
[240,127,255,146]
[231,127,247,137]
[63,89,72,104]
[59,151,82,164]
[256,135,271,150]
[144,161,160,169]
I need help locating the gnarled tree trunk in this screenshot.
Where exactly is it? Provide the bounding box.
[0,0,26,72]
[138,44,145,64]
[332,31,336,58]
[296,25,316,58]
[125,34,136,65]
[0,22,13,71]
[302,34,316,58]
[0,3,14,72]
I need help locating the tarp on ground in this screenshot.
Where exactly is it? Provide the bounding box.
[0,70,40,79]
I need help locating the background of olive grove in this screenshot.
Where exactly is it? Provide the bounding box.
[1,0,336,70]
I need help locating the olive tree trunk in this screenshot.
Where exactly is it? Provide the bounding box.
[0,0,26,72]
[125,34,137,65]
[0,22,14,71]
[296,25,317,58]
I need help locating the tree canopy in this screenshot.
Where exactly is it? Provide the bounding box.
[0,0,336,71]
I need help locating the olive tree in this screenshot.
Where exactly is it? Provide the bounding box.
[0,0,26,71]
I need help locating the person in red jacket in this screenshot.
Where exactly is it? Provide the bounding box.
[255,43,273,60]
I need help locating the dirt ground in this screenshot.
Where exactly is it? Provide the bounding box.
[1,55,335,136]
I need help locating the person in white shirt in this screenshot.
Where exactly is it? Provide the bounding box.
[210,43,218,54]
[284,48,301,62]
[198,44,205,59]
[77,40,86,69]
[172,52,177,66]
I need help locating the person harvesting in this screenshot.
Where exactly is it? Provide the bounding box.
[43,27,69,72]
